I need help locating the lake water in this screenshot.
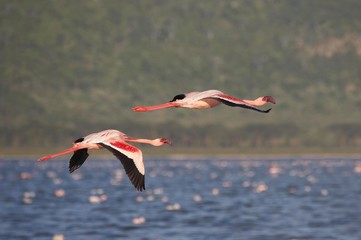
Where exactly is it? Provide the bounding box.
[1,156,361,240]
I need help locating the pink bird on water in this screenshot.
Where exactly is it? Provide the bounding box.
[132,89,276,113]
[38,129,172,191]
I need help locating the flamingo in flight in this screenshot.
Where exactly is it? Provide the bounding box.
[38,129,171,191]
[132,89,276,113]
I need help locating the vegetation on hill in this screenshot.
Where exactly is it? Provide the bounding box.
[1,1,361,153]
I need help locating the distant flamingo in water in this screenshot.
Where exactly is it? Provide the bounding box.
[38,129,172,191]
[132,89,276,113]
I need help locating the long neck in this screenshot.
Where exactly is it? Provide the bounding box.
[125,137,159,146]
[242,97,266,106]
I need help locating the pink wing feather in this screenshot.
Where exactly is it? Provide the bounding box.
[100,140,145,191]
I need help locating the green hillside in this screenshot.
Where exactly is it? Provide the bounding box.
[1,0,361,153]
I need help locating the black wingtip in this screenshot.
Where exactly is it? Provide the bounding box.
[137,185,146,192]
[132,171,146,192]
[137,180,146,192]
[69,150,89,173]
[263,108,272,113]
[99,143,146,192]
[69,163,83,173]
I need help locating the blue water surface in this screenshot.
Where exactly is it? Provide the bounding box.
[1,156,361,240]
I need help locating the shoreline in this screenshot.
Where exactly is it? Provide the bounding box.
[1,147,360,160]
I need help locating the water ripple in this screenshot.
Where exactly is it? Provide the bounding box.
[0,157,361,239]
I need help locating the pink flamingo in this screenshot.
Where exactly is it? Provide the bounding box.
[132,89,276,113]
[38,129,171,191]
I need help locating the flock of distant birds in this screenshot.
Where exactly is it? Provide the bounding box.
[39,89,276,191]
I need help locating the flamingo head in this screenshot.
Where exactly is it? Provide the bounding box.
[153,138,172,146]
[262,96,276,104]
[169,94,186,102]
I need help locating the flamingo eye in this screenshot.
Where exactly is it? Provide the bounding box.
[170,94,185,102]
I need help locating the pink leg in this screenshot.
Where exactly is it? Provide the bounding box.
[38,147,78,161]
[132,102,179,112]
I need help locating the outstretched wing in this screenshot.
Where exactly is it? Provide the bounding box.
[68,137,89,173]
[69,149,89,173]
[209,94,271,113]
[99,141,145,191]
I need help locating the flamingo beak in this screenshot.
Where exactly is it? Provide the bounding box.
[161,138,172,146]
[263,96,276,104]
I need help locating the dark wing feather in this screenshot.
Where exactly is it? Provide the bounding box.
[74,137,84,143]
[69,149,89,173]
[214,98,271,113]
[99,143,145,191]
